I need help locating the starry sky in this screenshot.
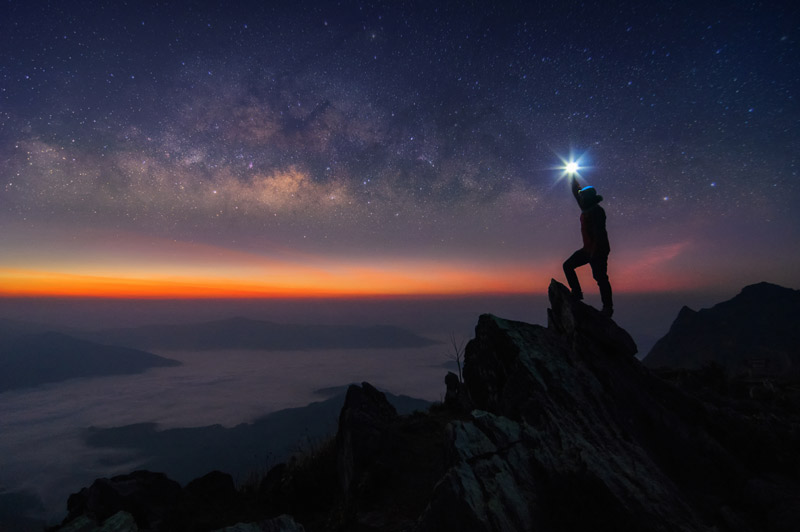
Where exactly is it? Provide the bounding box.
[1,0,798,298]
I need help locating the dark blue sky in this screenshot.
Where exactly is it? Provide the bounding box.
[1,0,798,296]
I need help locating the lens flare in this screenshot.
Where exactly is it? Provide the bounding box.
[552,150,589,182]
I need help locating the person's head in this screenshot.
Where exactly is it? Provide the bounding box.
[578,185,603,209]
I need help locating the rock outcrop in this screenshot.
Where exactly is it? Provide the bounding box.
[336,382,398,497]
[415,280,799,531]
[56,280,800,532]
[58,469,307,532]
[644,282,800,375]
[64,471,182,531]
[420,282,707,531]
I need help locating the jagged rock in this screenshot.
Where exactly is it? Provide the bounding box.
[462,281,635,421]
[55,510,138,532]
[416,411,536,532]
[64,471,182,531]
[418,279,796,531]
[644,282,800,375]
[59,469,280,532]
[336,382,398,498]
[546,278,637,358]
[331,382,448,530]
[214,524,262,532]
[181,470,242,529]
[183,470,238,514]
[443,371,471,412]
[212,514,306,531]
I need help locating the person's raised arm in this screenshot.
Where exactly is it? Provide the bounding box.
[570,174,585,206]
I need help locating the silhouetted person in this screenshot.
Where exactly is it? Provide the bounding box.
[563,174,613,317]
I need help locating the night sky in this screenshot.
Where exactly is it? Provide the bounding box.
[2,0,798,298]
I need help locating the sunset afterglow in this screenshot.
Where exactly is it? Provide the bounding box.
[2,1,798,300]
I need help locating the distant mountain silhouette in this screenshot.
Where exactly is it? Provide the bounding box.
[0,318,61,337]
[0,490,44,532]
[82,389,430,485]
[0,332,180,393]
[644,282,800,375]
[83,317,437,351]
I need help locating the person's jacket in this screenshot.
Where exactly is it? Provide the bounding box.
[572,178,611,257]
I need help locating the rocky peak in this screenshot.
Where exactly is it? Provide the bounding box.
[426,281,709,530]
[546,279,637,358]
[419,279,798,531]
[462,279,638,422]
[336,382,398,497]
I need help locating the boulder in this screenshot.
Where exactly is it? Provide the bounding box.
[65,471,182,531]
[55,510,139,532]
[212,514,306,531]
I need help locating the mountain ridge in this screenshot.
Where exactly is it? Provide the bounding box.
[0,332,180,393]
[644,281,800,374]
[81,317,438,351]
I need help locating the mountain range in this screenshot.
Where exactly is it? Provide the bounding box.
[81,387,431,486]
[644,281,800,375]
[53,280,800,531]
[0,317,437,393]
[81,317,438,351]
[0,330,180,393]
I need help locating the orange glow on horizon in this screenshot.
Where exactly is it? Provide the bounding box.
[0,222,716,299]
[0,264,544,299]
[0,259,707,299]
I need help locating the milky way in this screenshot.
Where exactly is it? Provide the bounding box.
[2,1,798,295]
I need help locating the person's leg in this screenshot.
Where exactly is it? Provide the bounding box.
[590,255,613,316]
[563,249,589,299]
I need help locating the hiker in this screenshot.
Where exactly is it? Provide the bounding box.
[563,174,613,317]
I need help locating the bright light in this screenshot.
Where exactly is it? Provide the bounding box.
[552,150,589,182]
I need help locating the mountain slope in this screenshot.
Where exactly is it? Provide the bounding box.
[81,389,430,485]
[0,332,180,392]
[643,282,800,374]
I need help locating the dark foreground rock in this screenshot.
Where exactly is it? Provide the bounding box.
[56,280,800,531]
[56,470,305,532]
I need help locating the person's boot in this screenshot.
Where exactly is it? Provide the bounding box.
[563,264,583,302]
[599,280,613,317]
